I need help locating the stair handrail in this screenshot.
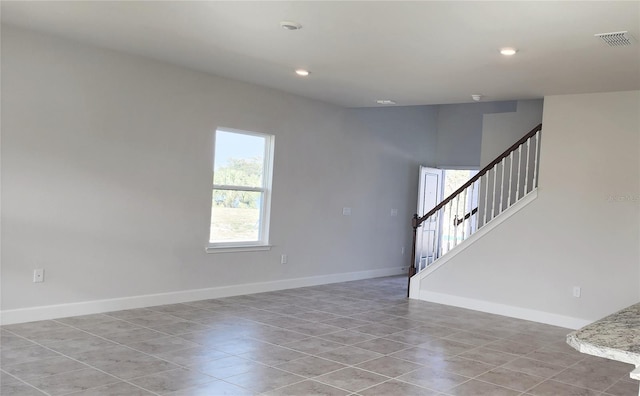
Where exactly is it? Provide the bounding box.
[412,123,542,230]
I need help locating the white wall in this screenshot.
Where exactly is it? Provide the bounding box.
[481,100,543,167]
[435,101,517,169]
[420,90,640,324]
[1,26,437,319]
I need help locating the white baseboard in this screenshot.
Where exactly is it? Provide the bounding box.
[418,290,592,330]
[0,267,405,325]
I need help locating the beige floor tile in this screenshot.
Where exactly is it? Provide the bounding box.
[192,356,264,379]
[359,379,439,396]
[397,366,469,392]
[552,366,620,392]
[502,357,566,378]
[317,346,383,365]
[458,347,520,366]
[265,379,350,396]
[127,336,200,355]
[316,367,388,393]
[27,368,120,396]
[166,380,253,396]
[0,331,36,350]
[476,366,545,392]
[353,338,408,355]
[275,356,346,377]
[155,345,230,366]
[527,379,600,396]
[3,355,88,381]
[224,366,304,393]
[319,330,376,345]
[283,337,344,354]
[356,356,423,378]
[66,381,155,395]
[0,345,61,366]
[130,368,216,394]
[1,379,48,395]
[524,348,585,367]
[438,356,496,377]
[448,379,520,396]
[603,379,640,396]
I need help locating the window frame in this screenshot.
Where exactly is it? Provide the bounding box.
[206,127,274,253]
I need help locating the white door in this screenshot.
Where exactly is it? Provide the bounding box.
[416,166,443,271]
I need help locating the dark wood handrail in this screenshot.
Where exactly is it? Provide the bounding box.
[455,207,478,226]
[414,123,542,228]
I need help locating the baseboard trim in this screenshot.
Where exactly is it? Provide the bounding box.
[0,267,405,325]
[418,290,591,330]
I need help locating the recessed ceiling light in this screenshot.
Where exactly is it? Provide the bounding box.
[500,48,518,56]
[295,69,310,76]
[280,21,302,30]
[376,99,397,105]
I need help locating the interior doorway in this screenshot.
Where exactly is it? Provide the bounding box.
[415,167,478,271]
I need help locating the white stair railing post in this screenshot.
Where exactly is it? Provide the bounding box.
[516,145,522,200]
[524,138,531,195]
[499,157,506,215]
[532,130,541,188]
[508,151,514,208]
[447,201,453,253]
[483,172,489,226]
[491,167,498,221]
[461,186,468,240]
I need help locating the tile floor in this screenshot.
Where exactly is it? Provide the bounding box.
[1,276,637,395]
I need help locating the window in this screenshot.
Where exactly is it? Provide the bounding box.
[208,128,274,251]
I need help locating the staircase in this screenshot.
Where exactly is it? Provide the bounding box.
[407,124,542,295]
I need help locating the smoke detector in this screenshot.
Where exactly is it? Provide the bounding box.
[595,31,635,47]
[471,94,483,102]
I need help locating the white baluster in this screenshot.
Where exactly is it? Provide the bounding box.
[524,138,531,195]
[431,210,438,265]
[437,207,444,259]
[447,201,453,253]
[499,157,505,215]
[508,151,514,208]
[516,145,522,200]
[483,172,489,226]
[454,194,460,247]
[465,181,477,238]
[461,186,468,241]
[491,167,498,221]
[532,130,541,188]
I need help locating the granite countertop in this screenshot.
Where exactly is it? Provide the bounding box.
[567,302,640,379]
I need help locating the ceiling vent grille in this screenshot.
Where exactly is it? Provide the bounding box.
[595,31,634,47]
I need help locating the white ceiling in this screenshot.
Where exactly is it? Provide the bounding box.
[2,1,639,107]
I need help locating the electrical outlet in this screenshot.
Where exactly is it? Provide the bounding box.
[573,286,581,298]
[342,207,352,216]
[401,247,405,256]
[33,269,44,283]
[391,208,398,217]
[281,254,288,264]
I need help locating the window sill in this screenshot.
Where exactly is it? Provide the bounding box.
[205,245,272,254]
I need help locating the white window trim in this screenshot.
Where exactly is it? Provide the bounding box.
[208,127,274,251]
[206,245,272,254]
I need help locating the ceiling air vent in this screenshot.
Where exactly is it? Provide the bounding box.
[594,31,635,47]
